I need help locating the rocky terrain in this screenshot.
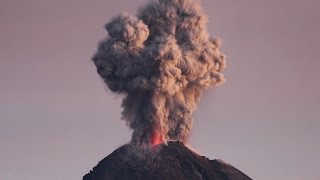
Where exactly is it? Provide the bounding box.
[83,141,252,180]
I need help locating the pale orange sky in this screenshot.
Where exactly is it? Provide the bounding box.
[1,0,319,179]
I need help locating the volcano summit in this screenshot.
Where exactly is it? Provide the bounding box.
[83,142,251,180]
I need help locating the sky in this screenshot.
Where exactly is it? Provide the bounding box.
[0,0,319,179]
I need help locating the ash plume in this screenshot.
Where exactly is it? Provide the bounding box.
[92,0,226,144]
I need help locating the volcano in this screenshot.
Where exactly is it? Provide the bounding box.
[83,141,252,180]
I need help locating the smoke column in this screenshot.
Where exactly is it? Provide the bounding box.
[92,0,226,145]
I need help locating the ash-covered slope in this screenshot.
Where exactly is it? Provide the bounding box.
[83,141,251,180]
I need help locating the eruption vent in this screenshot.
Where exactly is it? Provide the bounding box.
[92,0,226,144]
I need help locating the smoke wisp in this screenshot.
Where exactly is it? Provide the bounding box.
[93,0,226,144]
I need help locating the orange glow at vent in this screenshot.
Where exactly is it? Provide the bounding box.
[151,131,162,145]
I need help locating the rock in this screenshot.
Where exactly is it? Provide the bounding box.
[83,141,252,180]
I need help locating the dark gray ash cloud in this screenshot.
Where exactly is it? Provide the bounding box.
[92,0,226,144]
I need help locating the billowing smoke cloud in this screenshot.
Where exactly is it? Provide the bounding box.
[92,0,226,144]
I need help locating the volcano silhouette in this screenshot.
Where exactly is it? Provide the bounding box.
[83,141,251,180]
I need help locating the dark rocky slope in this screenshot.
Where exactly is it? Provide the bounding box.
[84,141,252,180]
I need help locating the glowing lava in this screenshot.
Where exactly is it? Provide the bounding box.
[151,131,162,145]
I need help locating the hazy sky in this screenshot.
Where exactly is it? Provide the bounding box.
[1,0,319,179]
